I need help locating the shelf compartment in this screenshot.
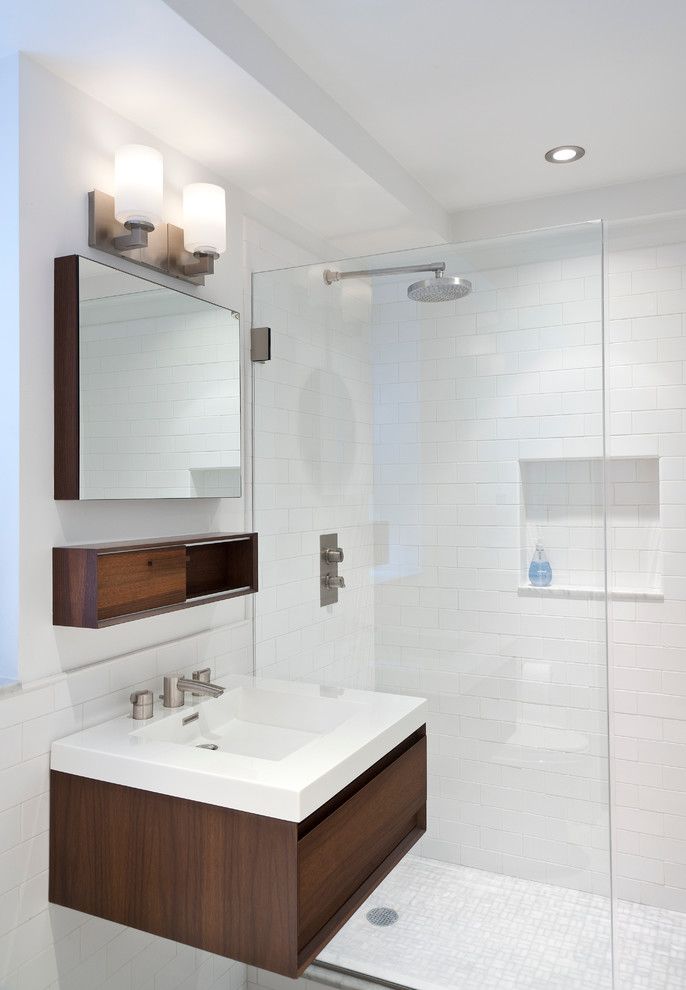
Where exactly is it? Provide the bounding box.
[519,455,661,597]
[186,537,256,600]
[53,533,258,628]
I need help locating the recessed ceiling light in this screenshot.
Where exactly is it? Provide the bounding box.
[545,145,585,164]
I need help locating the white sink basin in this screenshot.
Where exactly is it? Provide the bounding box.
[51,676,427,821]
[134,686,361,761]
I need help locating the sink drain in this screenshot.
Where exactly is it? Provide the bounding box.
[196,743,219,750]
[366,907,399,927]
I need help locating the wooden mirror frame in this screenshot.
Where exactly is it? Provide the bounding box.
[54,255,81,499]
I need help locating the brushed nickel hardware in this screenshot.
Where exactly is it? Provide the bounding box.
[321,533,344,606]
[251,326,271,362]
[324,262,445,284]
[324,260,472,304]
[113,220,154,252]
[163,674,225,709]
[192,667,211,697]
[88,190,212,286]
[182,711,200,726]
[183,250,218,279]
[130,689,154,720]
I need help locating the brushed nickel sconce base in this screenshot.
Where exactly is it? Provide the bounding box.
[184,251,218,278]
[88,190,208,286]
[112,220,154,252]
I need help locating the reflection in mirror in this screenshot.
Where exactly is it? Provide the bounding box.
[78,258,241,499]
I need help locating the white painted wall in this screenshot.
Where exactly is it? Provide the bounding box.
[448,173,686,246]
[0,54,323,990]
[0,54,19,684]
[18,56,248,682]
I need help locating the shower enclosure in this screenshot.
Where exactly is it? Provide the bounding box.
[251,218,686,990]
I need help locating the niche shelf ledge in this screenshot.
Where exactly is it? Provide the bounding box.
[517,584,663,602]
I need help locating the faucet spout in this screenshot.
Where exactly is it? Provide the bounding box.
[176,677,224,698]
[163,674,224,708]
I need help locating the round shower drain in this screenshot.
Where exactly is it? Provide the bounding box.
[196,743,219,750]
[366,907,399,927]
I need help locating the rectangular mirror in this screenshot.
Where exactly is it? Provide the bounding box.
[55,256,241,499]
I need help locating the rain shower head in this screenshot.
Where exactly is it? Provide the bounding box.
[407,272,472,302]
[324,262,472,303]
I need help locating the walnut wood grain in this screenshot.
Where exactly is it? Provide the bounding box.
[63,533,255,552]
[52,547,97,627]
[297,734,427,950]
[297,825,424,973]
[49,771,299,974]
[52,533,258,627]
[49,727,427,978]
[54,256,80,499]
[186,537,258,599]
[97,548,186,620]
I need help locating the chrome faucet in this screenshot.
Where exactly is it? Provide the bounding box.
[163,670,225,709]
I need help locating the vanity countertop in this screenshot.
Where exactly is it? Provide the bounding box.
[50,676,427,821]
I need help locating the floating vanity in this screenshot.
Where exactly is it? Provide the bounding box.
[49,678,427,977]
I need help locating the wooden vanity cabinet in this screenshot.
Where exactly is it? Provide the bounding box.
[53,532,258,627]
[49,727,427,978]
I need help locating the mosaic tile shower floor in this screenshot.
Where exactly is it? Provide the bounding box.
[318,856,686,990]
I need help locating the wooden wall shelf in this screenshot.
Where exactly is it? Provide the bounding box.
[49,728,426,978]
[53,533,258,627]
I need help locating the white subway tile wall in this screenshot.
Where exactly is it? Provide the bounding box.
[251,226,686,923]
[0,622,252,990]
[608,234,686,913]
[370,247,611,899]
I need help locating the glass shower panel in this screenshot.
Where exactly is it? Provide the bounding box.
[252,222,611,990]
[605,214,686,990]
[251,261,376,690]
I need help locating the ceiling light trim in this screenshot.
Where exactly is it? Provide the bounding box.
[545,145,586,164]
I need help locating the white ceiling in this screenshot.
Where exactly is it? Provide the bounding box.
[2,0,686,253]
[1,0,421,248]
[231,0,686,211]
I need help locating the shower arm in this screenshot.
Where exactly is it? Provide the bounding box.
[324,262,446,285]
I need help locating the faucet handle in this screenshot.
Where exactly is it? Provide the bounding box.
[162,674,186,709]
[130,689,154,720]
[192,667,211,697]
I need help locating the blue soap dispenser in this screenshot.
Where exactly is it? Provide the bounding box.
[529,540,552,587]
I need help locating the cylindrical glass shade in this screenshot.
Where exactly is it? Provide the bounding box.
[183,183,227,256]
[114,145,164,228]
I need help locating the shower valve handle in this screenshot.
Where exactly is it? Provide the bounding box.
[323,546,344,564]
[324,574,345,590]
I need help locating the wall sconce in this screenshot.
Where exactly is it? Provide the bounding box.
[88,145,227,286]
[113,145,164,251]
[182,183,227,278]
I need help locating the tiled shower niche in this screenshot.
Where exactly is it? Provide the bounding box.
[519,456,662,600]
